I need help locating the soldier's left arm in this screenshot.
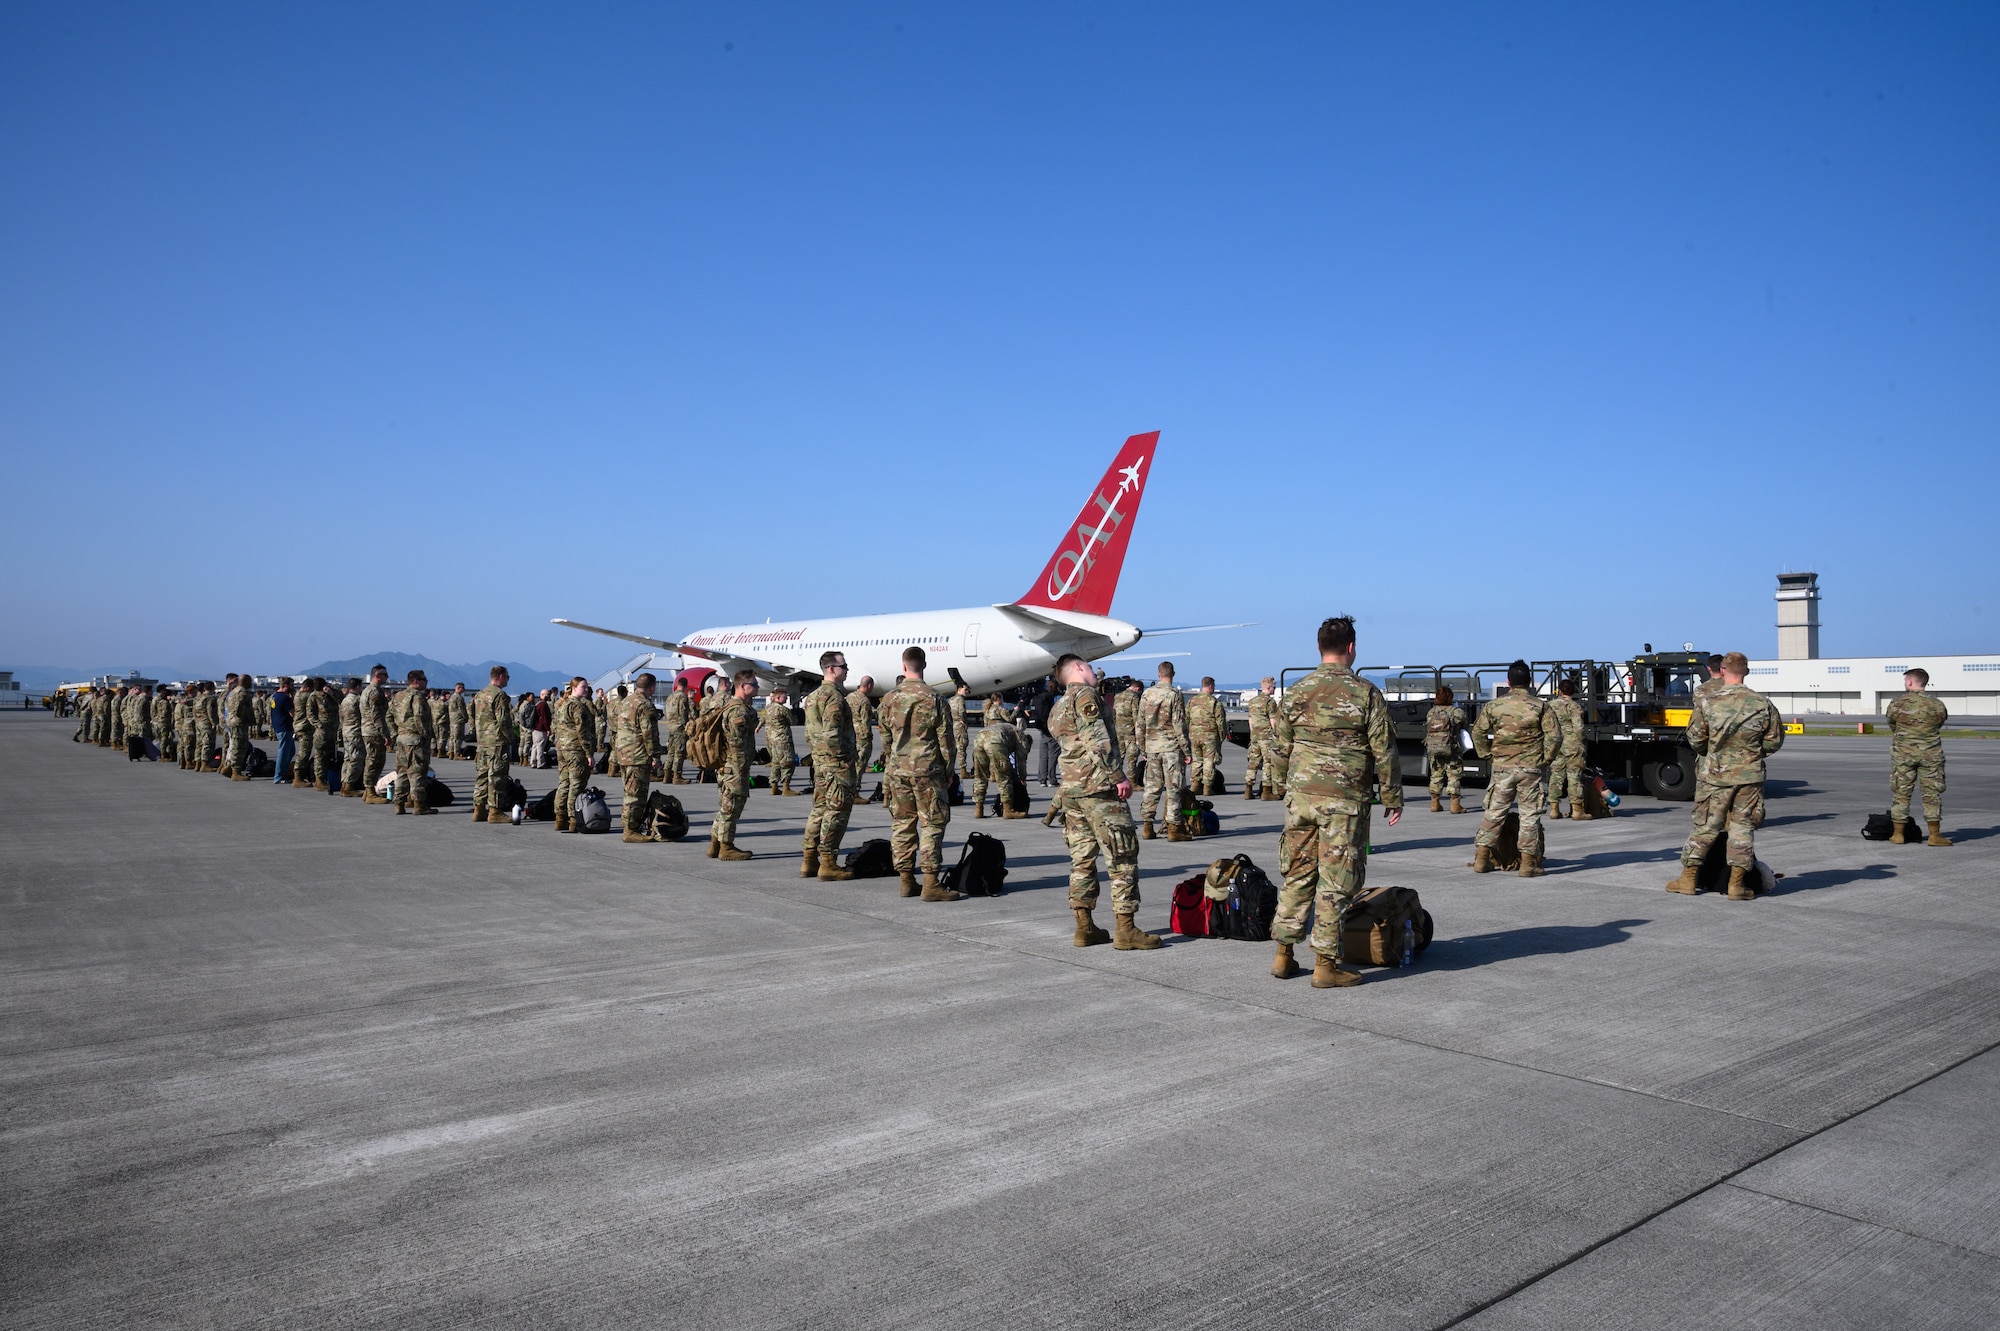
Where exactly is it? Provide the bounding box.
[1541,705,1561,766]
[1760,698,1785,756]
[1271,697,1294,757]
[1368,691,1404,809]
[1686,698,1710,754]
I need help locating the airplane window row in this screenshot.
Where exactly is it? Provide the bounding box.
[806,636,950,649]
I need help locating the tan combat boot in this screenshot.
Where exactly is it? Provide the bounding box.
[1450,796,1465,814]
[920,871,962,902]
[1272,943,1301,979]
[472,805,488,822]
[1244,788,1257,801]
[1165,819,1190,842]
[555,808,573,833]
[1570,808,1594,822]
[1262,787,1281,801]
[1112,914,1163,950]
[1890,819,1908,844]
[1072,907,1110,947]
[363,790,388,805]
[898,870,920,898]
[1003,805,1028,819]
[1140,819,1155,840]
[1430,795,1441,812]
[800,851,820,879]
[1665,864,1701,895]
[1518,853,1544,878]
[705,836,719,858]
[717,843,753,861]
[1312,955,1362,988]
[1726,866,1754,900]
[1471,846,1494,874]
[974,803,986,819]
[1549,801,1564,819]
[232,771,251,782]
[1928,821,1952,847]
[414,803,436,816]
[393,798,408,815]
[621,829,648,844]
[818,859,856,882]
[314,779,329,792]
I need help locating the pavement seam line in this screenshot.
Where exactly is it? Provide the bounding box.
[1714,1180,2000,1264]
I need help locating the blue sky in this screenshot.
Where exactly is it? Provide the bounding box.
[4,3,1995,683]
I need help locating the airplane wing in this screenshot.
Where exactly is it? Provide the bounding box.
[550,619,808,685]
[1136,622,1256,636]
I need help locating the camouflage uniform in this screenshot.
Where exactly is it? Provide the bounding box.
[762,698,797,794]
[973,701,1017,813]
[713,694,757,846]
[194,689,219,770]
[1691,675,1727,805]
[473,681,517,816]
[448,689,469,760]
[1425,702,1468,799]
[1136,680,1190,827]
[1245,691,1287,796]
[1680,683,1784,870]
[339,690,364,792]
[876,680,953,877]
[388,685,434,809]
[948,691,970,776]
[121,691,150,758]
[174,693,196,765]
[1186,690,1228,794]
[151,692,175,763]
[614,689,659,835]
[428,694,451,763]
[1112,688,1142,786]
[292,686,319,784]
[802,679,857,862]
[1473,689,1559,859]
[359,679,391,794]
[604,686,627,775]
[1050,680,1140,915]
[1886,689,1949,825]
[1546,694,1587,812]
[109,689,127,749]
[72,693,92,743]
[849,688,876,783]
[553,691,597,824]
[1272,665,1402,959]
[660,688,693,781]
[226,685,256,775]
[254,692,271,739]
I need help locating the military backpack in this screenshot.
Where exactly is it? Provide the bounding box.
[684,708,729,772]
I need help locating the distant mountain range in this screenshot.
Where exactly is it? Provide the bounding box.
[297,653,572,694]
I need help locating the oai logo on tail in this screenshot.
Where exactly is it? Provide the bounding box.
[1014,431,1157,619]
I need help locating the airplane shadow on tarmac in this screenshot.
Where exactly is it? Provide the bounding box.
[1379,917,1650,977]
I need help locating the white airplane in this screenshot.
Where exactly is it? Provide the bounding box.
[553,430,1241,697]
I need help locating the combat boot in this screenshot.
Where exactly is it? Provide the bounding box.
[671,773,687,784]
[218,764,234,778]
[414,804,436,816]
[1112,914,1163,950]
[1928,821,1952,847]
[920,871,962,902]
[1311,955,1362,988]
[1430,796,1441,812]
[1244,788,1256,801]
[1569,809,1594,821]
[1890,820,1908,844]
[1727,866,1754,900]
[1165,819,1190,842]
[801,850,819,878]
[1072,907,1110,947]
[363,790,388,805]
[717,843,752,861]
[621,830,648,844]
[231,771,251,783]
[555,809,573,833]
[898,870,920,898]
[314,779,328,792]
[1272,943,1301,979]
[1471,846,1494,873]
[1002,806,1028,820]
[818,860,855,882]
[393,799,408,815]
[1450,796,1465,814]
[291,775,308,789]
[1665,864,1701,895]
[974,803,987,819]
[473,805,488,822]
[1518,853,1544,878]
[1549,802,1564,819]
[1141,819,1156,840]
[1263,787,1283,801]
[705,835,719,858]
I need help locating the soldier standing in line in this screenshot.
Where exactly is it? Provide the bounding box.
[515,692,539,767]
[763,686,798,795]
[1050,654,1156,949]
[848,676,877,801]
[604,683,627,777]
[709,671,759,861]
[948,683,972,778]
[1187,677,1228,796]
[1667,651,1785,898]
[613,673,660,843]
[121,685,151,761]
[1112,681,1142,793]
[1471,660,1559,877]
[109,684,129,751]
[100,684,121,748]
[211,675,238,764]
[338,679,365,794]
[225,674,257,780]
[174,687,195,767]
[387,669,436,814]
[1245,677,1285,801]
[472,666,517,823]
[1692,655,1727,808]
[660,678,694,782]
[1424,685,1468,814]
[358,665,392,802]
[72,689,93,743]
[287,678,314,787]
[1886,667,1951,846]
[253,688,271,740]
[195,682,221,772]
[876,648,960,900]
[589,687,610,772]
[552,676,597,833]
[448,682,470,760]
[1547,677,1591,820]
[972,693,1022,819]
[1136,661,1192,842]
[428,690,451,766]
[801,652,858,880]
[1270,616,1403,988]
[151,686,176,765]
[309,679,338,791]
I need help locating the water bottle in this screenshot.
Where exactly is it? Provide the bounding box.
[1400,918,1416,968]
[511,803,524,825]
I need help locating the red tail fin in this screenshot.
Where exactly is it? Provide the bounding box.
[1014,431,1157,618]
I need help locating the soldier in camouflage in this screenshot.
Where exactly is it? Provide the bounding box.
[428,691,450,765]
[1425,685,1468,813]
[121,685,152,761]
[1886,667,1951,846]
[613,673,661,842]
[1050,655,1157,948]
[472,666,517,823]
[448,682,469,761]
[151,687,175,765]
[289,679,318,788]
[1270,617,1403,988]
[309,679,338,791]
[174,687,196,767]
[801,652,858,880]
[709,672,758,861]
[552,676,597,833]
[109,684,129,752]
[1112,682,1142,792]
[194,682,220,772]
[1245,677,1286,801]
[949,683,972,777]
[338,679,364,794]
[1136,662,1192,842]
[1546,677,1591,821]
[1691,655,1727,806]
[358,665,392,802]
[225,675,256,780]
[1186,677,1228,797]
[660,679,694,782]
[386,670,435,813]
[1668,652,1785,898]
[848,677,876,799]
[763,686,798,795]
[1472,660,1560,877]
[876,648,961,900]
[973,694,1026,819]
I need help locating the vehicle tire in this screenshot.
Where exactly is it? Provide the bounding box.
[1641,747,1698,802]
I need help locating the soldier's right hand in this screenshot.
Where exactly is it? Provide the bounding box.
[1115,779,1131,800]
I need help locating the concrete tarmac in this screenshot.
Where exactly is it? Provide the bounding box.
[4,714,1996,1328]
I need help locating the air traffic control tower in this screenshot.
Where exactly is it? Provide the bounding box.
[1775,571,1821,660]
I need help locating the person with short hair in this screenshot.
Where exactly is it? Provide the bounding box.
[472,666,517,822]
[709,670,759,860]
[848,676,877,800]
[448,682,470,761]
[1471,660,1559,877]
[1112,680,1143,791]
[1547,676,1591,820]
[1425,685,1468,813]
[1136,661,1192,841]
[1271,616,1403,988]
[359,665,392,801]
[338,679,365,794]
[270,677,296,784]
[552,676,597,833]
[972,693,1025,819]
[615,673,661,842]
[949,683,973,778]
[801,651,858,880]
[1050,654,1156,949]
[660,677,695,782]
[1887,667,1951,846]
[763,686,798,795]
[1245,676,1285,800]
[387,670,435,813]
[1667,651,1785,897]
[1187,676,1229,796]
[225,674,257,780]
[875,648,960,899]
